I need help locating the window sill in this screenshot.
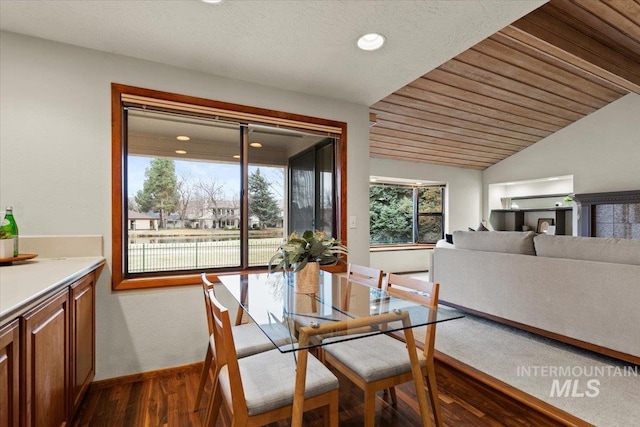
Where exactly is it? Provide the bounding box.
[112,264,348,291]
[370,244,435,252]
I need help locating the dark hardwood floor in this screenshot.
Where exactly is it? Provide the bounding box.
[70,359,574,427]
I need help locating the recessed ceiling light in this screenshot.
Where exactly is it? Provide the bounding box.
[357,33,385,51]
[176,136,190,141]
[250,142,263,148]
[175,150,187,155]
[202,0,225,4]
[232,155,241,159]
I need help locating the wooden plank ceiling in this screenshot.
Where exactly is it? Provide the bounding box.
[370,0,640,170]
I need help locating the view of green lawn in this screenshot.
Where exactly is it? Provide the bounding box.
[127,228,284,272]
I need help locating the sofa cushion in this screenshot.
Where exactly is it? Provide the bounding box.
[534,234,640,266]
[436,239,454,248]
[453,230,536,255]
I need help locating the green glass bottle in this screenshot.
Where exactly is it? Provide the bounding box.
[1,207,19,257]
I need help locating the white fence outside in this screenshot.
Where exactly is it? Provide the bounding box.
[127,238,282,273]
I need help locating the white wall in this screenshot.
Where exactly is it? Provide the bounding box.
[370,248,433,274]
[483,93,640,217]
[369,158,483,271]
[0,31,371,380]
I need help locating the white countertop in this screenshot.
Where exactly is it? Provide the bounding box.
[0,256,105,323]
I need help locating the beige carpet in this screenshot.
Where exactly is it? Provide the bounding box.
[430,307,639,426]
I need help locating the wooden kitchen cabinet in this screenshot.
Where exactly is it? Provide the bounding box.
[0,319,20,427]
[21,289,70,427]
[0,258,102,427]
[69,273,95,417]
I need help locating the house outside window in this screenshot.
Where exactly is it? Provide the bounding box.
[370,183,445,245]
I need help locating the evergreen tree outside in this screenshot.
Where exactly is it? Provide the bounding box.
[417,187,444,243]
[248,168,281,228]
[369,185,413,244]
[135,158,179,229]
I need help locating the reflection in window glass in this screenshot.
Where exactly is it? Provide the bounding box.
[288,140,336,237]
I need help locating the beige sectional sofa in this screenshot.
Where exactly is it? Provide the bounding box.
[432,231,640,363]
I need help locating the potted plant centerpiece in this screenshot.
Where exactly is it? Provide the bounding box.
[268,230,348,293]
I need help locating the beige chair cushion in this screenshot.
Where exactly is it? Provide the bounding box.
[218,349,339,416]
[323,334,426,382]
[232,322,293,357]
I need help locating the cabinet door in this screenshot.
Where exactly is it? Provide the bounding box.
[69,273,95,416]
[0,319,20,427]
[22,289,69,427]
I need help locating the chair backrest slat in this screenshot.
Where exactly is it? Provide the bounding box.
[208,289,249,417]
[343,264,384,310]
[201,273,216,336]
[385,273,440,359]
[347,264,384,288]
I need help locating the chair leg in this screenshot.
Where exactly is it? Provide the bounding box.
[425,362,443,427]
[194,346,213,411]
[363,389,377,427]
[329,390,339,427]
[204,367,223,427]
[389,386,398,406]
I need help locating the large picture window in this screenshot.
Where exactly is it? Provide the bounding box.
[112,84,347,290]
[369,183,445,245]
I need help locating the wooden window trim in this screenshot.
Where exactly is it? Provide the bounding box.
[111,83,348,291]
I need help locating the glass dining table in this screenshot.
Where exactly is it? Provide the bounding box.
[218,270,463,427]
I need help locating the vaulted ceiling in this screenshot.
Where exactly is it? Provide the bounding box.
[2,1,638,171]
[370,0,640,170]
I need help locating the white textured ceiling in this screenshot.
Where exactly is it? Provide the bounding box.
[0,0,545,106]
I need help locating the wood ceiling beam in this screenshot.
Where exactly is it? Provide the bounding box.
[506,8,640,94]
[487,33,628,98]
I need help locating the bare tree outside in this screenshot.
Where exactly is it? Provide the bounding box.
[176,172,194,222]
[198,177,226,224]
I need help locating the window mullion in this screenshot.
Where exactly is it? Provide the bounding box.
[413,187,419,244]
[240,125,249,269]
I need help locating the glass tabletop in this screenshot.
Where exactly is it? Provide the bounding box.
[219,270,463,353]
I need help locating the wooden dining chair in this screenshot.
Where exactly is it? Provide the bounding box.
[193,273,283,412]
[342,263,384,310]
[323,273,442,427]
[204,287,340,427]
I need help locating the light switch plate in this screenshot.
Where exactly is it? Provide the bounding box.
[349,216,356,229]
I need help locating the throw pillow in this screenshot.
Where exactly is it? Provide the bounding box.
[477,223,489,231]
[445,233,453,244]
